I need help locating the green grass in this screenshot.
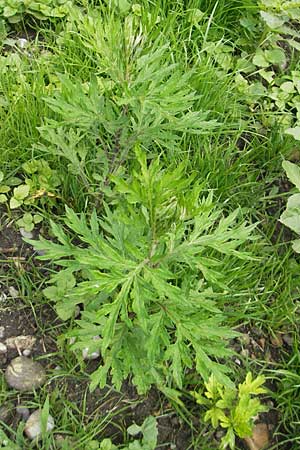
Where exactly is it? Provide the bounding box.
[0,1,300,449]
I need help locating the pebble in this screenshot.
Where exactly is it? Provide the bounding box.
[16,405,30,420]
[0,342,7,354]
[23,349,32,357]
[244,423,269,450]
[24,410,55,440]
[5,356,46,391]
[17,38,28,49]
[82,348,100,360]
[19,228,33,239]
[82,336,100,360]
[282,334,293,347]
[0,326,5,339]
[0,292,7,302]
[8,286,19,298]
[5,335,36,352]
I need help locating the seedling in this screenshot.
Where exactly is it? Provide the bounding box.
[16,212,43,232]
[193,373,268,450]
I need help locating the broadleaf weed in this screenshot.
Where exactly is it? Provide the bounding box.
[193,372,268,450]
[27,148,258,395]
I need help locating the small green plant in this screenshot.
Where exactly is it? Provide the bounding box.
[124,415,158,450]
[193,372,268,450]
[87,416,158,450]
[0,170,23,204]
[9,183,30,209]
[0,0,73,24]
[16,212,43,232]
[27,147,257,396]
[35,9,218,196]
[7,159,60,210]
[0,170,10,203]
[201,0,300,138]
[280,160,300,252]
[0,161,60,233]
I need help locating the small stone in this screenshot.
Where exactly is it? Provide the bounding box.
[82,336,100,360]
[8,286,19,298]
[19,228,33,239]
[82,348,100,360]
[5,335,36,352]
[0,342,7,354]
[23,349,31,357]
[282,334,293,347]
[5,356,46,391]
[0,326,5,338]
[17,38,28,49]
[0,292,7,302]
[24,410,55,440]
[270,334,283,347]
[16,405,30,420]
[244,423,269,450]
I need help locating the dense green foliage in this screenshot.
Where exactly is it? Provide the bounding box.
[28,148,256,395]
[0,1,300,449]
[0,0,72,23]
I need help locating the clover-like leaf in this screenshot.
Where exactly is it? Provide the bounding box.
[0,194,7,203]
[13,184,30,201]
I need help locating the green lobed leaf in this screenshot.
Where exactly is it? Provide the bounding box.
[285,127,300,141]
[282,161,300,190]
[12,184,30,201]
[26,149,256,394]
